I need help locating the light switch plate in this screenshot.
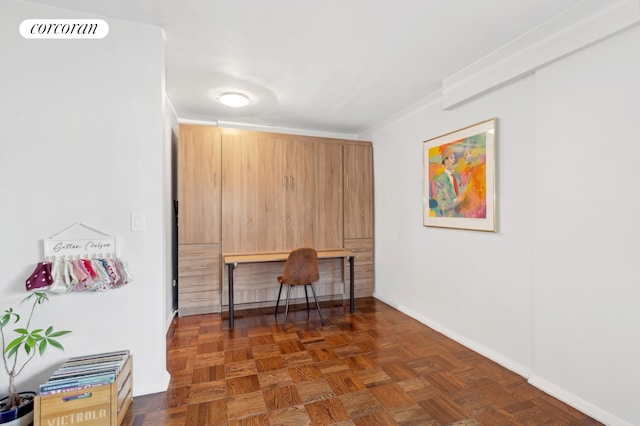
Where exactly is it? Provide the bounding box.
[131,213,146,232]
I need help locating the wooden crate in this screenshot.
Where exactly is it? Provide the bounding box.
[34,355,133,426]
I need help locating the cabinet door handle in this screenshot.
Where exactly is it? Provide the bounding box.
[291,176,295,190]
[284,176,289,190]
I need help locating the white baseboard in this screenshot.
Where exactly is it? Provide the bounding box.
[528,376,632,426]
[371,293,629,426]
[372,294,532,377]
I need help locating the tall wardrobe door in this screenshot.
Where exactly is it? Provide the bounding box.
[284,139,316,249]
[222,132,286,252]
[178,125,221,244]
[255,136,287,251]
[343,144,373,239]
[314,142,343,249]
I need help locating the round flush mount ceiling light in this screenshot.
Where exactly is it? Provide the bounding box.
[217,92,250,108]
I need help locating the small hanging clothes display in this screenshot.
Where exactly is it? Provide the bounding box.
[25,257,133,293]
[25,222,133,294]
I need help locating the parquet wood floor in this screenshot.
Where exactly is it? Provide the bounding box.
[121,298,602,425]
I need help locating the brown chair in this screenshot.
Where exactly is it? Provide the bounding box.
[274,248,325,330]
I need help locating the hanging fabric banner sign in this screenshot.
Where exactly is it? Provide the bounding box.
[43,237,117,259]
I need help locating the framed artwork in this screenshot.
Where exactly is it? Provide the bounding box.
[423,118,497,231]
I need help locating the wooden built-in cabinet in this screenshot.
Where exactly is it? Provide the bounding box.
[177,125,222,315]
[177,125,373,315]
[343,144,374,299]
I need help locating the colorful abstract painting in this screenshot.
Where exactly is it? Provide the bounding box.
[423,118,497,231]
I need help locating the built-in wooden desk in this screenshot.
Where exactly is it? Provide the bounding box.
[223,249,355,329]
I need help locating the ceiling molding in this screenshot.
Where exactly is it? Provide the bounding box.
[214,121,360,140]
[442,0,640,110]
[178,118,219,126]
[176,118,359,140]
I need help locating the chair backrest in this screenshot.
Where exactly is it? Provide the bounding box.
[280,248,320,285]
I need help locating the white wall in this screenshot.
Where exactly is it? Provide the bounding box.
[531,24,640,424]
[364,76,538,374]
[362,18,640,426]
[0,1,170,396]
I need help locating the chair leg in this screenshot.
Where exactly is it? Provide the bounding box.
[304,286,310,312]
[309,283,324,325]
[274,283,283,316]
[283,285,292,331]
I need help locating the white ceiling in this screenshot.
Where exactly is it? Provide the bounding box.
[25,0,584,134]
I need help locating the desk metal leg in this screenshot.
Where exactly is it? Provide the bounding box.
[228,263,236,329]
[349,256,355,313]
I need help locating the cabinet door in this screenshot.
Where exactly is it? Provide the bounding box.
[256,136,287,251]
[178,125,221,244]
[222,132,286,252]
[314,142,343,249]
[344,238,374,298]
[343,144,373,239]
[284,140,343,250]
[284,139,316,249]
[178,243,221,315]
[221,132,254,252]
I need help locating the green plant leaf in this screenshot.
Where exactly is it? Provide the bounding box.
[47,339,64,350]
[26,335,38,348]
[38,339,48,355]
[5,336,26,357]
[47,330,72,338]
[1,309,19,328]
